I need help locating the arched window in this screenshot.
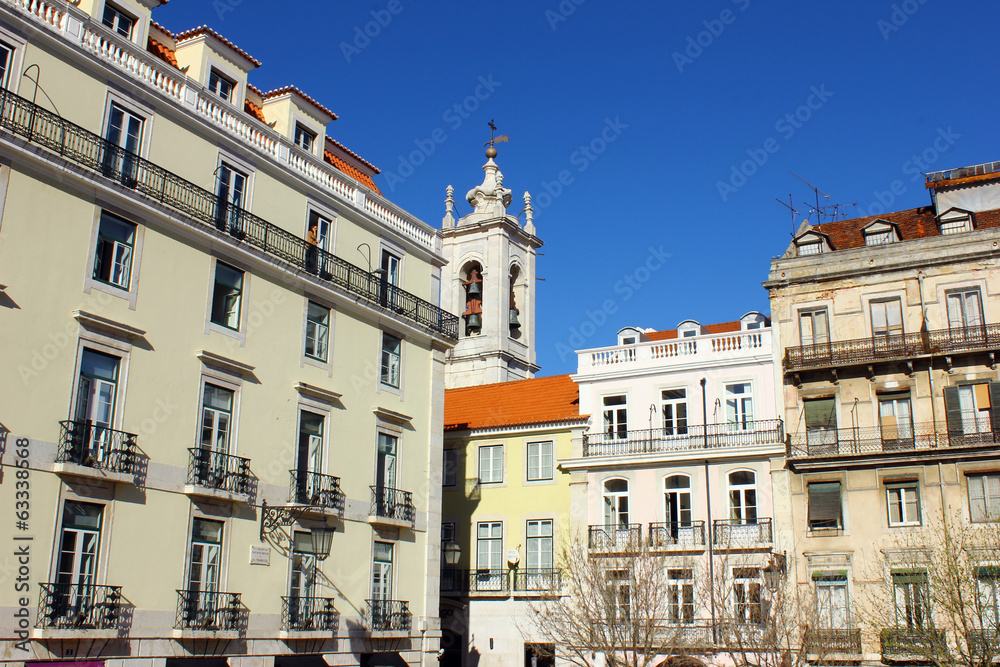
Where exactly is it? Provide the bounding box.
[664,475,692,528]
[508,266,521,339]
[603,479,629,528]
[461,262,483,337]
[728,470,758,524]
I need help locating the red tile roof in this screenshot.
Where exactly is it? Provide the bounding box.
[262,85,337,121]
[175,25,262,68]
[324,149,382,194]
[445,374,585,431]
[805,206,1000,251]
[146,37,178,69]
[244,98,267,124]
[149,20,175,39]
[925,172,1000,189]
[646,321,744,341]
[327,138,380,173]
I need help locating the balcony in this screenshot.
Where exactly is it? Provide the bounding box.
[366,599,410,633]
[184,448,253,501]
[440,568,465,595]
[280,596,338,634]
[36,583,122,636]
[712,518,772,548]
[174,590,243,635]
[649,521,706,550]
[513,568,562,594]
[55,420,137,483]
[582,420,783,458]
[588,524,643,553]
[579,329,771,374]
[881,627,947,659]
[467,569,509,595]
[784,324,1000,373]
[289,470,344,514]
[369,485,415,527]
[804,628,862,655]
[0,86,457,340]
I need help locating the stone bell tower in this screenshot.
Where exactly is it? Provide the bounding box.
[441,144,542,389]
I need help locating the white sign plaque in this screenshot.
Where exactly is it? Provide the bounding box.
[250,545,271,566]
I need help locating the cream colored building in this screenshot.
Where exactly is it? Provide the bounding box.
[766,162,1000,661]
[0,1,456,666]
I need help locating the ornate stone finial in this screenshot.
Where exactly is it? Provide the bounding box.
[443,185,455,228]
[466,155,512,217]
[524,191,535,235]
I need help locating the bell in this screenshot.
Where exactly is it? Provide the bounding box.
[509,308,520,328]
[466,313,481,329]
[467,280,481,297]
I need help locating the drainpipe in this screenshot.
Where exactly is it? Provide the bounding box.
[702,377,718,643]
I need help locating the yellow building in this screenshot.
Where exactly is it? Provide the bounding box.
[441,375,586,667]
[766,163,1000,661]
[0,1,456,665]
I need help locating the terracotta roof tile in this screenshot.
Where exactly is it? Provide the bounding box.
[806,206,1000,251]
[244,98,267,124]
[262,85,337,121]
[246,82,264,98]
[327,137,379,173]
[175,25,262,68]
[646,321,745,341]
[324,148,382,194]
[445,374,584,431]
[149,20,175,39]
[146,37,178,69]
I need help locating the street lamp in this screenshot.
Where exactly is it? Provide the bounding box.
[443,541,461,566]
[259,500,335,560]
[763,551,787,591]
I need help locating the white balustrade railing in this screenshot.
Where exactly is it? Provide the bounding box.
[580,329,771,372]
[4,0,437,251]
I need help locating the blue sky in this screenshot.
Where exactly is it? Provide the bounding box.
[155,0,1000,376]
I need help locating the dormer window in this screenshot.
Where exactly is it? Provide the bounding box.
[865,230,893,246]
[793,230,831,256]
[741,311,767,330]
[102,2,135,39]
[622,337,635,345]
[294,124,316,152]
[746,322,761,329]
[209,68,235,103]
[862,220,900,246]
[938,209,974,235]
[798,241,823,256]
[682,330,697,337]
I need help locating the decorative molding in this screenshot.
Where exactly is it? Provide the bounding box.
[374,407,413,424]
[294,381,342,404]
[73,310,146,340]
[196,349,255,376]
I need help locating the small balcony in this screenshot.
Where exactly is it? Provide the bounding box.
[369,485,415,527]
[784,324,1000,373]
[440,568,466,595]
[582,420,783,458]
[468,569,509,595]
[174,590,243,635]
[184,448,253,501]
[513,568,562,594]
[55,420,137,483]
[712,518,772,548]
[588,524,643,553]
[881,627,947,659]
[366,599,410,633]
[289,470,344,514]
[649,521,706,550]
[36,583,123,636]
[804,627,862,655]
[281,596,338,634]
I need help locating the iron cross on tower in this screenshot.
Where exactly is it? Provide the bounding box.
[485,120,509,150]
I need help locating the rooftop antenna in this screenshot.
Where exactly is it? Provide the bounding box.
[774,194,799,237]
[818,201,858,222]
[790,171,829,225]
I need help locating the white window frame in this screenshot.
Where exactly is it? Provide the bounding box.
[602,394,628,440]
[946,288,985,331]
[204,257,249,344]
[969,473,1000,523]
[666,568,695,625]
[101,1,137,40]
[526,440,553,482]
[799,307,831,346]
[478,444,504,484]
[379,331,402,392]
[733,567,763,624]
[476,521,503,571]
[304,300,331,363]
[815,574,850,629]
[294,123,317,152]
[0,27,25,94]
[208,67,236,103]
[724,381,754,430]
[727,469,758,524]
[886,482,921,527]
[371,541,395,602]
[69,340,130,436]
[661,387,688,436]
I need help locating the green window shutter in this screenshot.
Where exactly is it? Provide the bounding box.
[808,482,842,529]
[805,398,837,430]
[944,386,963,439]
[989,382,1000,435]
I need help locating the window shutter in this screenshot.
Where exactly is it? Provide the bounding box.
[808,482,842,529]
[944,386,963,440]
[805,398,837,430]
[989,383,1000,435]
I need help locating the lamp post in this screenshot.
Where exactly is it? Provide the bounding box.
[443,541,461,567]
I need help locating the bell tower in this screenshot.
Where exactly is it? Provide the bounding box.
[441,144,542,389]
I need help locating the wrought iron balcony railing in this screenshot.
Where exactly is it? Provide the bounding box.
[366,599,410,632]
[712,518,772,547]
[468,569,509,593]
[369,485,415,524]
[804,628,863,654]
[588,524,643,551]
[0,87,458,339]
[289,469,344,512]
[789,420,1000,460]
[968,628,1000,653]
[649,521,706,548]
[57,420,136,474]
[281,596,338,632]
[37,582,122,630]
[881,627,947,656]
[582,420,783,457]
[440,568,465,594]
[784,324,1000,373]
[513,568,562,593]
[187,448,252,497]
[175,590,242,631]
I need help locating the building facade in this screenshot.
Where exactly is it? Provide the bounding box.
[766,162,1000,661]
[0,1,456,665]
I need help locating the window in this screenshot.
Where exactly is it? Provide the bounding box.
[608,569,631,621]
[209,68,235,102]
[101,3,135,39]
[186,518,223,614]
[666,569,694,625]
[871,298,903,338]
[73,349,120,465]
[603,395,628,439]
[879,393,914,446]
[55,501,103,621]
[0,42,13,89]
[442,449,457,488]
[93,212,135,290]
[210,262,243,330]
[804,397,837,452]
[941,214,972,235]
[294,123,316,151]
[371,541,393,602]
[798,240,823,255]
[214,162,248,234]
[661,389,687,436]
[306,210,333,275]
[200,384,234,454]
[865,229,894,246]
[603,478,629,529]
[682,329,697,337]
[526,520,553,570]
[728,470,757,524]
[380,333,401,389]
[947,288,984,332]
[733,568,762,624]
[799,308,830,346]
[290,531,317,601]
[725,383,753,429]
[892,571,929,629]
[746,321,761,330]
[293,411,324,503]
[807,481,842,530]
[379,248,401,308]
[815,573,849,629]
[968,474,1000,523]
[102,102,142,185]
[887,483,920,526]
[477,522,503,571]
[479,444,503,484]
[978,568,1000,631]
[527,441,553,481]
[664,475,692,528]
[622,337,635,345]
[375,432,397,492]
[441,522,456,544]
[305,302,330,362]
[945,383,999,441]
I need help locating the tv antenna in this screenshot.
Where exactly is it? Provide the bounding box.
[774,194,799,237]
[790,171,829,225]
[817,201,858,223]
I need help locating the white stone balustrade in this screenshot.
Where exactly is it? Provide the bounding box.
[578,329,771,373]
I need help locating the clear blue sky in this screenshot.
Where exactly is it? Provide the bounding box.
[155,0,1000,376]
